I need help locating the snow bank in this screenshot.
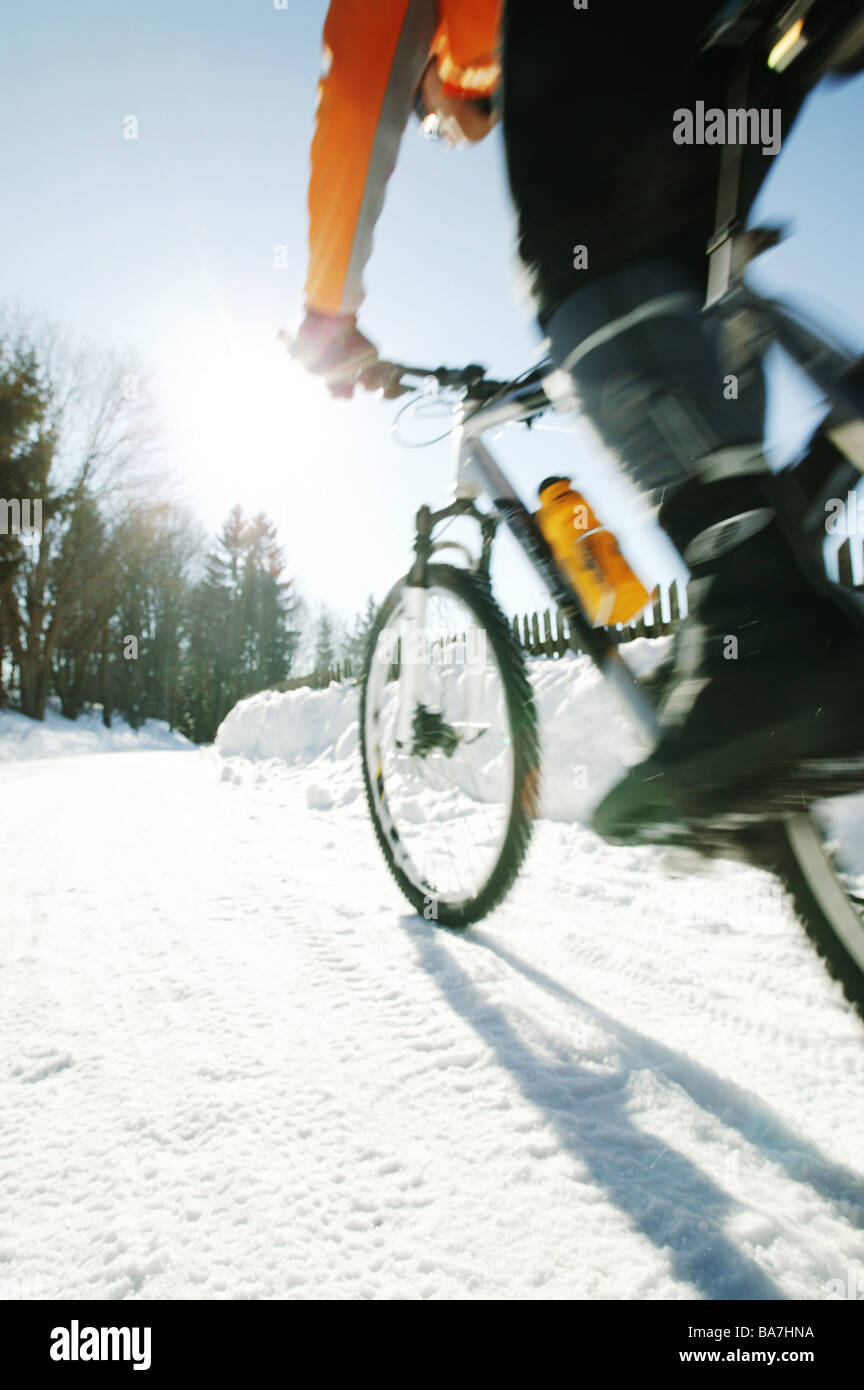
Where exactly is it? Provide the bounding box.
[215,646,864,877]
[215,682,358,764]
[0,706,192,761]
[529,643,662,820]
[214,642,668,824]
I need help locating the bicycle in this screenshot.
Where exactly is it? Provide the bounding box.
[290,1,864,1012]
[353,309,864,1007]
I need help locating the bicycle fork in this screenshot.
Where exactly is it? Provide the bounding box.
[394,490,496,749]
[394,584,428,748]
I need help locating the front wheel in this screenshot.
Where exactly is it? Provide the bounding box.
[360,564,539,928]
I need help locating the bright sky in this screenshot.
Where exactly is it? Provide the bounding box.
[3,1,864,625]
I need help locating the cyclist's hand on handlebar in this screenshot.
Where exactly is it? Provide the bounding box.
[291,309,379,399]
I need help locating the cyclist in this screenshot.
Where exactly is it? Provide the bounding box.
[295,0,864,844]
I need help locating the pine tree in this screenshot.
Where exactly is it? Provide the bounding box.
[313,611,336,678]
[1,317,159,719]
[181,506,301,742]
[343,593,379,673]
[240,512,300,691]
[95,503,200,729]
[51,493,116,720]
[0,336,55,710]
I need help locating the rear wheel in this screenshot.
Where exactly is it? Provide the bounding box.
[641,659,864,1015]
[360,564,539,927]
[750,807,864,1016]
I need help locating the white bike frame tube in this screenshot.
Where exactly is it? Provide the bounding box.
[395,584,428,747]
[452,382,552,498]
[455,411,661,744]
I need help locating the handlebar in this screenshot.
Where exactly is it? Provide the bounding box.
[356,358,508,400]
[278,328,550,405]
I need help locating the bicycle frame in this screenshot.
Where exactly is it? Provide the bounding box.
[399,377,662,745]
[395,274,864,757]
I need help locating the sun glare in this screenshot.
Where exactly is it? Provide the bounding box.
[158,321,332,519]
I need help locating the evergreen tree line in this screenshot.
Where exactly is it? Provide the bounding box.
[0,319,377,743]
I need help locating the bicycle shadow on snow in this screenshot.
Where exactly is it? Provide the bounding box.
[405,917,864,1301]
[482,936,864,1223]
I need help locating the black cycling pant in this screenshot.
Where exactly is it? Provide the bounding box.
[501,1,809,323]
[501,2,812,491]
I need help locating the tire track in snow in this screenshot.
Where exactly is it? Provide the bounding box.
[2,745,864,1299]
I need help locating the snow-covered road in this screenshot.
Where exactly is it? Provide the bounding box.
[3,685,864,1300]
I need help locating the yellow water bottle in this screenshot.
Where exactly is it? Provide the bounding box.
[535,476,650,627]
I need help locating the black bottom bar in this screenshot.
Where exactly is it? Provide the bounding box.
[4,1298,859,1375]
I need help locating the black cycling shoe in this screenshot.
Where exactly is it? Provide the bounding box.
[592,473,864,846]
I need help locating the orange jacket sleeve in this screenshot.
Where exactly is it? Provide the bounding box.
[305,0,501,318]
[305,0,438,317]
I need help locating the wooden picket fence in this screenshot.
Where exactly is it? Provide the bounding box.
[513,534,864,659]
[277,590,683,693]
[511,582,686,659]
[274,658,354,692]
[274,535,864,691]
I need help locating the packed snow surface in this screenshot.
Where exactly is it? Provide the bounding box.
[2,650,864,1300]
